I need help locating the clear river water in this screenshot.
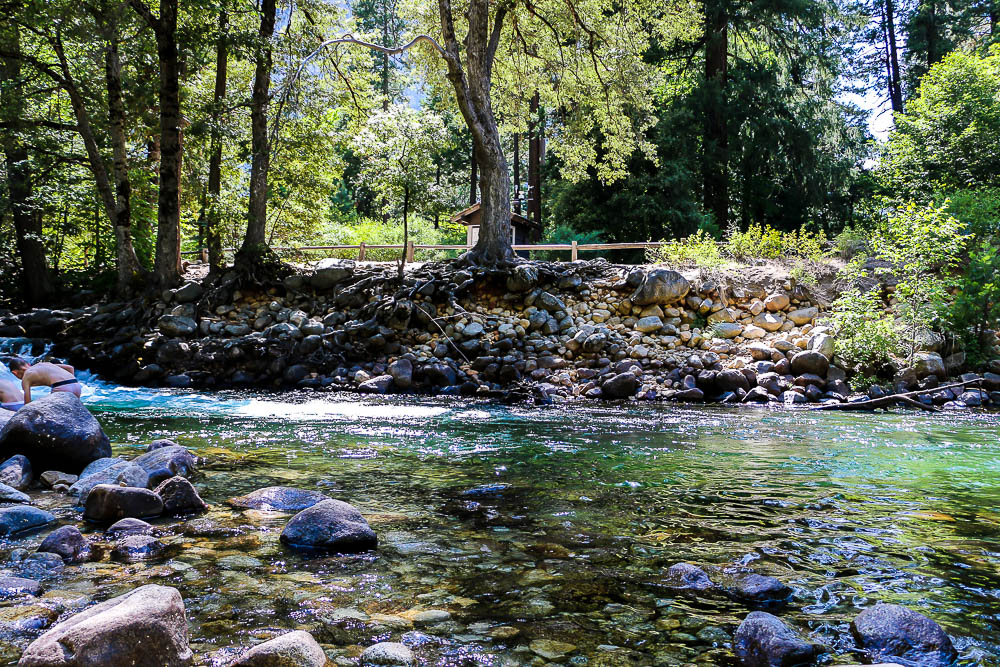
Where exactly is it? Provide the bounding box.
[0,340,998,665]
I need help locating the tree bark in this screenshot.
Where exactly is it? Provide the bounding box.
[206,10,228,274]
[703,0,728,230]
[469,144,478,205]
[0,15,54,303]
[527,92,541,234]
[237,0,277,266]
[883,0,903,113]
[105,31,145,290]
[130,0,182,288]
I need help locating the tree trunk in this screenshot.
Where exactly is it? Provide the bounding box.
[206,10,228,274]
[402,184,409,267]
[0,15,54,303]
[238,0,277,266]
[512,131,521,214]
[528,92,542,234]
[926,1,938,68]
[703,0,728,230]
[883,0,903,113]
[105,33,145,291]
[469,144,478,205]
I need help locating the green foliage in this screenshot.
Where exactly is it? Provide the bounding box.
[946,242,1000,364]
[789,262,818,288]
[533,225,603,261]
[724,223,830,261]
[296,216,463,262]
[833,226,867,259]
[647,229,725,267]
[942,188,1000,239]
[826,287,901,373]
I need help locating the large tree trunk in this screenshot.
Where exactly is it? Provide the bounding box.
[206,10,228,274]
[437,0,514,266]
[703,0,728,230]
[154,0,182,288]
[237,0,277,267]
[884,0,903,113]
[105,33,145,291]
[527,92,542,234]
[469,144,478,205]
[0,16,54,303]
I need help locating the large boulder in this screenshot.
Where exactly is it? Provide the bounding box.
[850,603,957,667]
[602,373,639,400]
[38,526,92,564]
[83,485,163,523]
[0,454,32,490]
[790,351,830,377]
[153,477,207,516]
[506,264,539,293]
[69,461,149,505]
[131,446,197,487]
[228,630,327,666]
[280,499,377,553]
[733,611,820,667]
[0,506,54,537]
[630,269,691,306]
[227,487,331,512]
[0,394,110,475]
[17,584,192,666]
[912,352,947,380]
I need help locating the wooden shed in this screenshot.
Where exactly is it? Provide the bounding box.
[452,202,540,247]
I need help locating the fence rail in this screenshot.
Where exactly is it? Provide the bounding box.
[182,241,664,262]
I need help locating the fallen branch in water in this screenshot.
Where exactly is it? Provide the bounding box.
[811,378,985,412]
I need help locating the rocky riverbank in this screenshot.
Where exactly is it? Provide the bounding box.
[3,258,998,407]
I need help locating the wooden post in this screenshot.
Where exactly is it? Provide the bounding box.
[406,240,415,263]
[571,240,578,262]
[358,242,366,261]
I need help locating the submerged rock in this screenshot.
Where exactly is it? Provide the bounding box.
[18,584,192,666]
[16,552,64,580]
[228,630,327,666]
[153,476,207,516]
[850,603,957,667]
[106,518,154,539]
[360,642,415,666]
[83,485,163,523]
[0,506,54,538]
[730,574,792,605]
[734,611,820,667]
[280,499,377,553]
[0,576,42,598]
[38,526,92,564]
[111,535,165,562]
[227,486,331,512]
[0,394,111,474]
[663,563,713,592]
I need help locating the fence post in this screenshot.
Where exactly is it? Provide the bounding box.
[406,240,415,263]
[358,242,366,261]
[571,240,578,262]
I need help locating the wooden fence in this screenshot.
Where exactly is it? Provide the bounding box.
[183,241,664,263]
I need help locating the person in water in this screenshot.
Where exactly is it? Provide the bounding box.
[7,358,81,403]
[0,379,24,411]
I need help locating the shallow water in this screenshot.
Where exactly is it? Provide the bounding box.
[1,340,999,665]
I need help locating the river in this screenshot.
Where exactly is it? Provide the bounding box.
[0,339,997,665]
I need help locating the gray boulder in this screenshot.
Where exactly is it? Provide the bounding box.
[913,352,947,380]
[0,506,54,537]
[0,454,32,490]
[280,499,376,553]
[790,351,829,377]
[359,375,393,394]
[158,315,197,337]
[172,283,203,304]
[111,535,165,562]
[730,574,792,605]
[38,526,92,564]
[228,630,327,666]
[153,476,207,516]
[310,261,354,290]
[850,603,957,667]
[83,485,163,523]
[602,373,639,399]
[17,584,192,666]
[70,460,149,505]
[0,576,42,598]
[360,642,415,666]
[387,359,413,389]
[734,611,819,667]
[227,487,331,512]
[131,445,197,487]
[0,482,29,503]
[0,393,111,474]
[630,269,691,306]
[79,457,126,479]
[107,518,154,539]
[506,264,539,293]
[664,563,713,592]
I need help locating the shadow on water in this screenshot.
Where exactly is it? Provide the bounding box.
[0,338,998,664]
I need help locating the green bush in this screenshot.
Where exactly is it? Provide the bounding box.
[286,216,463,263]
[646,229,725,267]
[833,226,867,259]
[534,225,604,261]
[725,223,830,260]
[826,287,901,373]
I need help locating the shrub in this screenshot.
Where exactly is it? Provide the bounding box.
[535,225,604,261]
[833,226,867,259]
[725,223,829,261]
[646,229,725,267]
[826,287,901,373]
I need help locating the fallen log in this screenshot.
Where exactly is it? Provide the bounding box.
[811,378,985,412]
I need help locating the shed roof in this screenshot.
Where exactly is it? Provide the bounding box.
[451,202,537,228]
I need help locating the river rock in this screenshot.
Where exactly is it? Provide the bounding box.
[79,457,126,479]
[506,264,539,293]
[0,576,42,598]
[730,574,792,605]
[227,487,331,512]
[40,471,77,488]
[789,351,829,377]
[752,313,783,333]
[280,499,377,553]
[158,315,198,337]
[310,260,354,290]
[154,476,207,516]
[131,445,198,486]
[0,482,29,503]
[664,563,713,592]
[359,375,393,394]
[717,369,751,393]
[148,439,179,451]
[0,506,54,537]
[387,359,413,389]
[15,552,64,580]
[0,454,32,490]
[38,526,91,564]
[764,294,790,312]
[229,630,327,666]
[602,372,639,399]
[636,316,664,333]
[107,518,154,538]
[734,611,819,667]
[111,535,165,562]
[83,485,163,523]
[786,307,818,325]
[360,642,414,666]
[17,584,192,666]
[808,333,835,360]
[172,283,203,304]
[913,352,947,380]
[713,323,743,339]
[850,603,957,667]
[0,393,111,474]
[630,269,691,306]
[70,461,149,504]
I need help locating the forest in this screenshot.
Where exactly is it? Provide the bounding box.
[0,0,997,303]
